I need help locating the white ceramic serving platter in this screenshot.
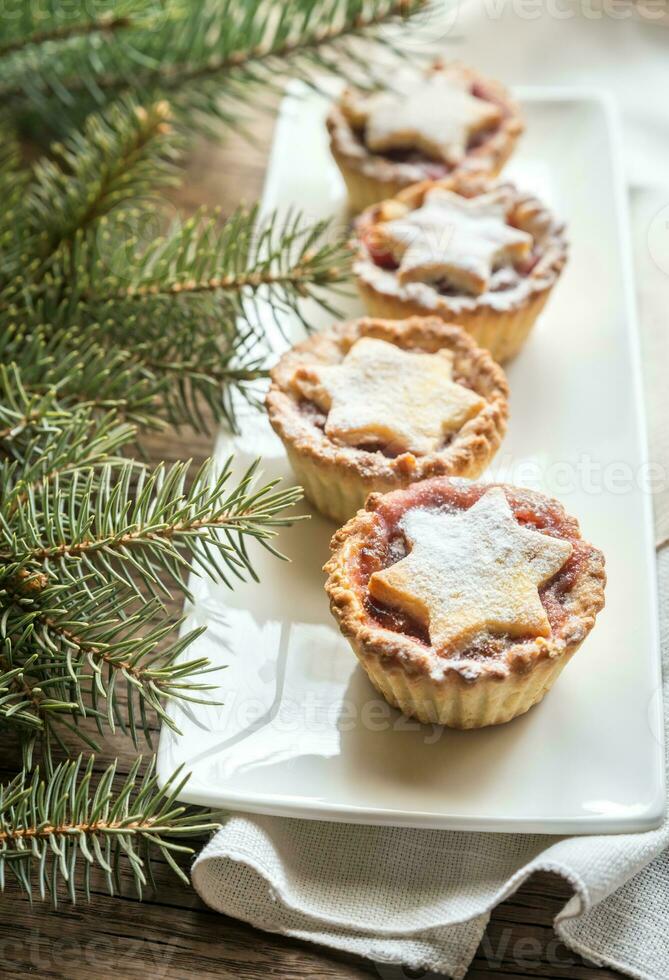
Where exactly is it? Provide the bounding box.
[158,83,664,834]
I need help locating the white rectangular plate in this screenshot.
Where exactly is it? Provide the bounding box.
[158,84,664,834]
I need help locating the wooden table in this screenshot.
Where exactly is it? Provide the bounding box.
[1,113,626,980]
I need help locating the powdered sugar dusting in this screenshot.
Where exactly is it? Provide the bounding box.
[293,337,484,456]
[369,488,573,656]
[348,70,501,166]
[379,188,532,296]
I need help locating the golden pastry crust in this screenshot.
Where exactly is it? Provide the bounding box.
[266,317,509,524]
[327,62,524,213]
[353,175,568,363]
[324,479,606,729]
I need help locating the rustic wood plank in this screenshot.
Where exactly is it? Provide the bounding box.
[0,108,626,980]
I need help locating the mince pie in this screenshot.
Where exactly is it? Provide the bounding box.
[327,61,523,212]
[266,316,508,524]
[324,478,606,728]
[353,175,568,362]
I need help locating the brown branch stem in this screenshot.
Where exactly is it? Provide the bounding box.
[0,15,131,58]
[0,815,156,843]
[0,506,274,566]
[102,263,347,302]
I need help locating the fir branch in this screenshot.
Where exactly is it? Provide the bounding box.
[0,135,31,250]
[27,97,180,265]
[0,0,431,134]
[0,650,83,770]
[0,364,66,446]
[0,326,162,428]
[0,1,157,57]
[0,369,300,764]
[89,205,352,310]
[2,456,302,599]
[1,101,352,433]
[113,0,428,102]
[65,205,353,426]
[41,603,215,742]
[0,755,220,903]
[0,299,268,433]
[2,580,219,754]
[0,13,132,59]
[0,654,70,732]
[1,415,136,527]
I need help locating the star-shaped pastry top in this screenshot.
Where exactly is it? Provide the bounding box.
[344,72,502,167]
[369,488,572,652]
[376,188,533,295]
[293,337,485,456]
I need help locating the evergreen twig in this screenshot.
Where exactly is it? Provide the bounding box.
[0,756,221,903]
[1,100,352,433]
[1,0,431,135]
